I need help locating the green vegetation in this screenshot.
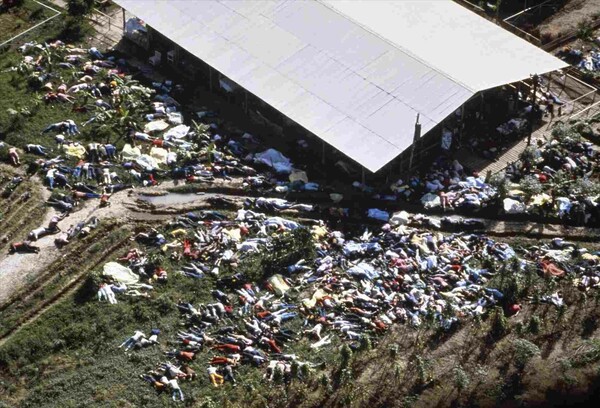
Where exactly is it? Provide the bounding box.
[67,0,95,17]
[0,0,54,43]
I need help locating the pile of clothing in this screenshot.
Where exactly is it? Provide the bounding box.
[389,156,498,211]
[502,131,600,225]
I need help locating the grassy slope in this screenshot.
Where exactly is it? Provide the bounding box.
[0,226,334,408]
[0,0,54,43]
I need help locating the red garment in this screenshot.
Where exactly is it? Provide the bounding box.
[212,344,240,352]
[256,311,271,319]
[264,338,282,353]
[183,240,192,256]
[177,351,195,361]
[540,260,565,277]
[507,304,521,316]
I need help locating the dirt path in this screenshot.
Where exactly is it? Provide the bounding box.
[0,186,133,305]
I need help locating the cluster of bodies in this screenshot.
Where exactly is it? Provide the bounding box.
[558,46,600,74]
[502,133,600,225]
[9,41,368,204]
[359,156,499,222]
[5,41,337,253]
[96,206,600,401]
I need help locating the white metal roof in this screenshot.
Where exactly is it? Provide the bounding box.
[116,0,567,172]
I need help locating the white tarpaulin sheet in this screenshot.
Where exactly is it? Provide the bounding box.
[164,124,190,140]
[116,0,567,172]
[254,149,293,174]
[103,262,139,285]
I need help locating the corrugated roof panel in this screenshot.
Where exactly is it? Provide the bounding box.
[362,98,423,145]
[271,0,390,72]
[323,118,400,170]
[236,19,306,67]
[115,0,566,172]
[265,76,310,112]
[352,91,396,122]
[218,0,282,19]
[324,0,567,91]
[285,91,347,134]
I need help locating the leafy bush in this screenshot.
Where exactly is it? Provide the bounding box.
[569,178,600,197]
[453,366,470,392]
[488,171,510,198]
[236,227,315,282]
[358,335,372,352]
[576,20,594,41]
[59,17,90,42]
[340,344,352,368]
[527,316,542,335]
[67,0,94,17]
[571,339,600,367]
[512,338,540,370]
[519,175,543,199]
[490,307,508,339]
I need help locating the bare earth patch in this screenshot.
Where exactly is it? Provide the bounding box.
[539,0,600,38]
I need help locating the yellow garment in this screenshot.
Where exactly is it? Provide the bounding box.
[170,229,187,238]
[311,225,328,240]
[582,253,599,262]
[507,189,525,197]
[210,373,224,386]
[150,147,168,164]
[530,193,551,206]
[302,288,327,308]
[161,240,181,252]
[268,274,290,295]
[121,144,141,160]
[410,234,430,255]
[64,144,87,159]
[224,228,241,242]
[289,170,308,183]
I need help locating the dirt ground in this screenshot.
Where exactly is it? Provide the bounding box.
[539,0,600,38]
[0,185,132,304]
[0,177,251,306]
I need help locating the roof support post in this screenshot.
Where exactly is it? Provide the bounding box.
[209,67,213,93]
[458,105,465,145]
[589,92,597,118]
[361,167,366,187]
[479,91,485,120]
[408,114,421,172]
[527,73,539,146]
[122,8,126,32]
[321,141,325,165]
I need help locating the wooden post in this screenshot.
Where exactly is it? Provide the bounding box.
[588,93,597,117]
[527,74,539,146]
[321,141,325,165]
[361,167,366,187]
[209,67,212,93]
[408,113,421,172]
[479,91,485,120]
[245,91,248,114]
[122,8,126,32]
[458,105,465,144]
